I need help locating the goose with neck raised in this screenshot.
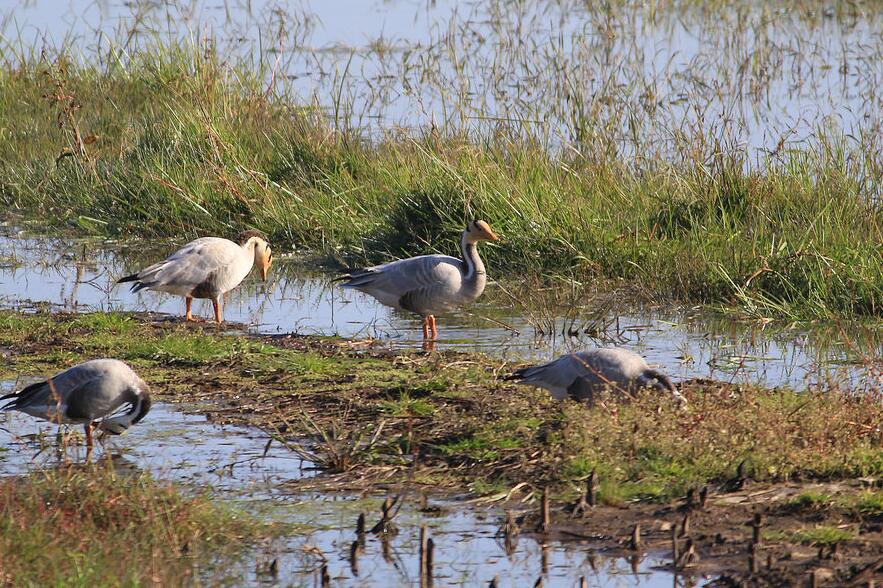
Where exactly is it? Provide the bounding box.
[117,230,273,324]
[337,220,499,343]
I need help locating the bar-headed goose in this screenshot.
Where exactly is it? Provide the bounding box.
[336,220,499,343]
[509,348,685,406]
[117,230,272,324]
[1,359,152,446]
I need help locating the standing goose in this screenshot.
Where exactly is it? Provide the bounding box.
[1,359,152,447]
[117,231,272,324]
[336,220,499,343]
[509,348,685,406]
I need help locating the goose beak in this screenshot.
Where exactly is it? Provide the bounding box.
[475,220,499,241]
[260,251,272,281]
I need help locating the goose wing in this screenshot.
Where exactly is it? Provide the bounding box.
[510,349,648,396]
[1,359,134,423]
[569,349,649,386]
[121,238,240,296]
[339,254,464,311]
[510,354,584,391]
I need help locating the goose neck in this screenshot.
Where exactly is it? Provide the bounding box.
[461,231,486,282]
[239,238,259,268]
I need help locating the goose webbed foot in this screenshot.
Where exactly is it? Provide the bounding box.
[184,297,202,322]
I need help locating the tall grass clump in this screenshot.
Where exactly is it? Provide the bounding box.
[0,45,880,318]
[0,464,266,585]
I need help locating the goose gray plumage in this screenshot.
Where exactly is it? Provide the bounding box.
[509,348,685,406]
[117,231,273,324]
[1,359,152,447]
[336,220,499,343]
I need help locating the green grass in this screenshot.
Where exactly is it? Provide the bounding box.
[380,392,437,417]
[127,333,245,365]
[783,491,834,511]
[852,491,883,516]
[0,465,270,586]
[281,351,349,376]
[438,434,506,462]
[0,47,880,319]
[67,312,138,335]
[790,526,856,546]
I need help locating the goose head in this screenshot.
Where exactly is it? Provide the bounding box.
[256,240,273,281]
[465,220,499,243]
[239,230,273,281]
[96,381,152,437]
[637,369,687,406]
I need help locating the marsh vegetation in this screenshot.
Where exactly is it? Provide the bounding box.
[0,0,881,319]
[0,465,270,586]
[1,0,883,585]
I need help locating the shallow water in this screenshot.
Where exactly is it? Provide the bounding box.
[0,392,698,586]
[5,0,883,160]
[1,227,879,391]
[0,396,306,489]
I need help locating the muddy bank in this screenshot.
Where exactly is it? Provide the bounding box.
[519,481,883,586]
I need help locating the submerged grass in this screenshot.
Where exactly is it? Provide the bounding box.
[0,463,267,586]
[0,46,881,319]
[2,310,882,503]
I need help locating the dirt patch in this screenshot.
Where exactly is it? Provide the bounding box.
[532,481,883,586]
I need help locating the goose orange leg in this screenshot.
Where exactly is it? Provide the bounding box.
[421,316,430,340]
[84,424,94,448]
[428,315,438,339]
[212,297,223,324]
[185,297,196,322]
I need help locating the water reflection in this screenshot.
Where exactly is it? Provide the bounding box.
[0,398,306,489]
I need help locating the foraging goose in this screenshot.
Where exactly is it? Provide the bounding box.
[1,359,152,447]
[117,231,272,324]
[336,220,499,342]
[509,348,684,406]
